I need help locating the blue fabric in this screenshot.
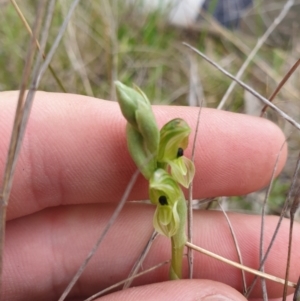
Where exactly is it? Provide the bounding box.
[202,0,253,29]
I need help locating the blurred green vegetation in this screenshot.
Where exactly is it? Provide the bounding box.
[0,0,299,214]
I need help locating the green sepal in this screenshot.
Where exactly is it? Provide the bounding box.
[168,156,195,188]
[153,201,180,237]
[149,169,182,206]
[135,104,159,154]
[126,124,157,180]
[115,81,143,128]
[157,118,191,161]
[149,169,183,237]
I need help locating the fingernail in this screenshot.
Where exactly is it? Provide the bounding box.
[203,295,234,301]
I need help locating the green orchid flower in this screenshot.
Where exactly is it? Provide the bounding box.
[115,81,159,180]
[149,168,184,237]
[157,118,195,188]
[116,81,194,280]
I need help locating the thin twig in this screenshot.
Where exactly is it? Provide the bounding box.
[0,0,46,287]
[183,43,300,131]
[218,199,247,294]
[188,105,202,279]
[185,242,296,288]
[58,169,140,301]
[283,186,300,301]
[122,230,158,289]
[83,260,170,301]
[217,0,294,110]
[10,0,66,92]
[293,277,300,301]
[61,1,94,96]
[261,58,300,116]
[259,140,284,300]
[246,151,300,297]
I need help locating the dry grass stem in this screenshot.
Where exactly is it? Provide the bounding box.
[183,43,300,131]
[122,230,158,289]
[218,199,247,294]
[83,260,170,301]
[216,0,295,110]
[58,169,140,301]
[185,242,296,288]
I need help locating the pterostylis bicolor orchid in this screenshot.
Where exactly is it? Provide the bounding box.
[115,81,195,280]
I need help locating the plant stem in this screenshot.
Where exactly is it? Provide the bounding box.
[169,196,187,280]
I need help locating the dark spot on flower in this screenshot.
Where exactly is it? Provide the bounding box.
[177,148,184,157]
[159,195,168,205]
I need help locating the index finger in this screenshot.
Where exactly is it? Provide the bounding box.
[0,91,287,220]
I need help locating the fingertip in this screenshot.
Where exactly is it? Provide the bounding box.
[98,279,247,301]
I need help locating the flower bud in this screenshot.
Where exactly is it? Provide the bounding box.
[115,81,160,180]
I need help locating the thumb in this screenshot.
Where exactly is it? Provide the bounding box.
[97,279,247,301]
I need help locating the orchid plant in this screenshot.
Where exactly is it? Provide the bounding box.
[115,81,195,280]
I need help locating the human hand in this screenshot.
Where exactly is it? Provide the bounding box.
[1,91,298,301]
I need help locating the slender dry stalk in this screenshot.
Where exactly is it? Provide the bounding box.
[293,277,300,301]
[261,58,300,117]
[0,0,46,288]
[283,187,300,300]
[122,230,158,289]
[187,105,202,279]
[10,0,66,92]
[217,0,294,110]
[246,152,300,297]
[185,242,297,288]
[84,260,170,301]
[259,141,285,300]
[58,169,140,301]
[61,1,94,96]
[183,43,300,131]
[218,199,247,294]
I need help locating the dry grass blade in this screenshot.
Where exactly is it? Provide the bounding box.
[61,1,94,96]
[217,0,295,110]
[198,9,299,100]
[261,58,300,117]
[84,260,170,301]
[187,105,202,279]
[122,230,158,289]
[58,169,140,301]
[10,0,66,92]
[185,242,297,288]
[101,0,118,100]
[0,0,47,287]
[283,187,300,301]
[259,142,284,300]
[246,151,300,297]
[293,277,300,301]
[183,42,300,131]
[218,199,247,294]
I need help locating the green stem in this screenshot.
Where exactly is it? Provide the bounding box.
[169,196,187,280]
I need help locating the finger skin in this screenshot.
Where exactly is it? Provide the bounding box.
[98,279,247,301]
[3,203,299,300]
[0,91,287,220]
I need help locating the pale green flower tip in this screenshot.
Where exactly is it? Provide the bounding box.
[153,203,179,237]
[158,118,192,161]
[115,81,139,126]
[133,84,151,106]
[170,157,195,188]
